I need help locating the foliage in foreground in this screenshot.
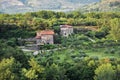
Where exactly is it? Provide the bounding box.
[0,41,120,80]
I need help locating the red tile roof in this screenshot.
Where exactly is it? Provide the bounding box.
[40,30,54,35]
[36,30,54,39]
[60,25,72,28]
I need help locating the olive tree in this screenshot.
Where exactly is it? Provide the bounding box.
[94,63,115,80]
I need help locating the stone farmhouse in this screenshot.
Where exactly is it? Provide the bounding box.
[60,25,73,37]
[35,30,54,45]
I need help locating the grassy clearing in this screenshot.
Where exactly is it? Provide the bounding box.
[23,44,120,63]
[85,46,120,59]
[86,51,119,59]
[53,46,120,62]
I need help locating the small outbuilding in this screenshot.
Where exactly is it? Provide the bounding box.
[60,25,73,37]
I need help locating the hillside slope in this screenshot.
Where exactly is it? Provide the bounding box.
[0,0,100,13]
[83,0,120,12]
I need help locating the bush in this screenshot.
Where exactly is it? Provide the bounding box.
[6,38,17,47]
[104,48,110,54]
[90,56,99,60]
[71,55,77,58]
[109,57,116,61]
[95,31,106,39]
[79,53,88,57]
[85,31,95,38]
[43,44,56,49]
[110,48,115,54]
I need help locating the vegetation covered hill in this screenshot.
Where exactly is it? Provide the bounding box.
[83,0,120,12]
[0,0,100,13]
[0,10,120,80]
[1,0,120,13]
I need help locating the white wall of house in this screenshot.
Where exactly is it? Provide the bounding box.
[60,27,73,37]
[69,27,73,34]
[41,35,54,44]
[61,28,68,37]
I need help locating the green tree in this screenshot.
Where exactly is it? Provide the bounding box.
[94,63,115,80]
[67,18,75,25]
[66,59,95,80]
[32,18,50,30]
[22,58,44,80]
[108,18,120,42]
[116,65,120,80]
[0,41,29,68]
[45,63,68,80]
[0,57,20,80]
